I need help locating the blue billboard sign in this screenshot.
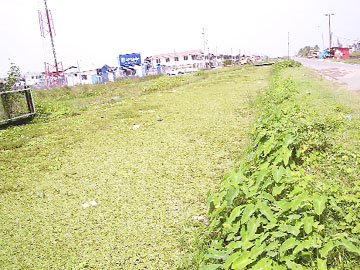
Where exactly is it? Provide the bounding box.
[119,53,141,67]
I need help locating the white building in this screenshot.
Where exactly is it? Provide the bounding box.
[64,68,101,87]
[23,72,46,88]
[150,49,205,74]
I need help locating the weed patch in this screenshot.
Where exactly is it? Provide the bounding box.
[200,60,360,269]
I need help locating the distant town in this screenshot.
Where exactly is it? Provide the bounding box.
[0,50,268,90]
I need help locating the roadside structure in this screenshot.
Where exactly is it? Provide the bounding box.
[23,72,46,89]
[149,49,206,75]
[64,68,100,86]
[332,47,350,59]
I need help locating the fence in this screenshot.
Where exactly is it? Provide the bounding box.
[0,87,36,124]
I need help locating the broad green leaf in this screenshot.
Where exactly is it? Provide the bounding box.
[211,202,227,219]
[256,169,267,183]
[249,242,265,260]
[288,214,301,220]
[257,201,275,222]
[283,133,295,147]
[272,231,286,238]
[279,224,300,236]
[303,215,314,234]
[242,240,255,251]
[317,258,327,270]
[262,192,275,203]
[241,204,256,224]
[244,187,258,199]
[272,184,286,197]
[276,199,292,213]
[252,258,273,270]
[282,147,292,166]
[225,186,239,206]
[319,241,334,258]
[263,179,273,190]
[267,251,277,257]
[265,219,277,230]
[312,193,327,216]
[272,150,284,165]
[266,240,279,252]
[224,251,241,269]
[227,241,242,252]
[259,232,270,243]
[272,166,284,182]
[279,237,298,255]
[291,192,308,211]
[293,239,312,254]
[262,136,275,156]
[247,217,259,236]
[232,251,253,270]
[204,250,228,260]
[285,260,304,269]
[200,264,222,270]
[227,206,244,224]
[340,238,360,255]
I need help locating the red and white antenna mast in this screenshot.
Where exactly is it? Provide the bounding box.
[38,0,65,88]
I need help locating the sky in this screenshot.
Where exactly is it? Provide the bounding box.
[0,0,359,77]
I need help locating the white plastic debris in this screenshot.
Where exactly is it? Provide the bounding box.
[346,115,352,120]
[133,125,140,129]
[89,201,97,206]
[169,90,177,93]
[82,203,90,208]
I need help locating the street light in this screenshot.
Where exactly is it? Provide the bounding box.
[325,13,335,49]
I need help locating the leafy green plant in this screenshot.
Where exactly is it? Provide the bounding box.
[0,63,22,118]
[200,60,360,269]
[223,59,233,66]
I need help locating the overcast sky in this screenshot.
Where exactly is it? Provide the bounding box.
[0,0,359,77]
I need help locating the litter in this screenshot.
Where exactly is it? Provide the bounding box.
[89,201,97,206]
[346,115,352,120]
[82,203,90,208]
[133,125,140,129]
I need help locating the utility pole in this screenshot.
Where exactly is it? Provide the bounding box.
[202,28,206,67]
[325,13,335,49]
[288,32,290,59]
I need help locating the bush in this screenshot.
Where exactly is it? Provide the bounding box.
[0,64,22,119]
[223,59,233,66]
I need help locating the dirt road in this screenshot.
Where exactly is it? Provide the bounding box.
[295,57,360,92]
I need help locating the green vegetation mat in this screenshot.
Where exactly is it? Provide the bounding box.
[0,67,270,269]
[200,61,360,269]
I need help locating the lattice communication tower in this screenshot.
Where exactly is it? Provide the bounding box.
[38,0,65,88]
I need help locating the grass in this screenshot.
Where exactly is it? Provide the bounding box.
[0,66,270,269]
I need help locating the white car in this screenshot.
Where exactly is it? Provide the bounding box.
[167,70,185,76]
